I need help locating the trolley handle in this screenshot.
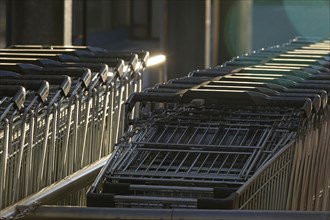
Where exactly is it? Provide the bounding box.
[155,83,195,89]
[114,59,125,78]
[156,80,210,89]
[144,87,182,94]
[125,92,183,113]
[0,70,21,77]
[8,44,107,53]
[210,81,287,91]
[21,75,72,97]
[308,75,330,80]
[37,81,50,102]
[97,64,109,83]
[200,84,323,113]
[61,63,109,83]
[0,48,94,57]
[75,57,125,79]
[168,77,211,84]
[128,54,138,72]
[284,88,328,107]
[94,53,138,71]
[294,83,330,97]
[0,79,49,103]
[16,75,72,97]
[188,69,232,77]
[0,63,90,89]
[138,51,149,68]
[42,67,91,89]
[279,92,323,112]
[107,51,148,68]
[280,93,327,112]
[0,52,79,62]
[8,44,108,53]
[0,86,26,110]
[135,51,149,68]
[0,57,60,66]
[124,92,183,130]
[181,89,312,117]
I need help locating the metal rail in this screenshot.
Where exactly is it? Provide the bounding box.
[15,206,330,220]
[0,155,110,219]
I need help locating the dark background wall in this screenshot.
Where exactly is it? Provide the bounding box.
[1,0,329,85]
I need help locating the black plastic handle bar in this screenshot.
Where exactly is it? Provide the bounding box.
[8,45,108,53]
[0,57,61,66]
[0,48,93,57]
[0,52,81,62]
[168,77,211,84]
[125,89,312,118]
[0,73,71,97]
[0,79,49,103]
[0,85,26,110]
[209,81,328,108]
[0,64,91,89]
[1,79,49,101]
[181,89,312,117]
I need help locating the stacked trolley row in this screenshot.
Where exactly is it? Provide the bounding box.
[88,37,330,212]
[0,46,149,209]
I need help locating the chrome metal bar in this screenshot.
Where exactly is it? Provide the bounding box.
[1,155,110,219]
[16,206,330,220]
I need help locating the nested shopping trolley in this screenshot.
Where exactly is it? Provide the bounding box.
[88,37,329,212]
[87,87,319,209]
[0,46,149,209]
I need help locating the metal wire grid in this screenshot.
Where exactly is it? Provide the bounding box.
[92,114,322,210]
[0,83,84,206]
[235,112,329,211]
[0,84,103,207]
[286,110,330,211]
[0,50,147,208]
[235,140,295,210]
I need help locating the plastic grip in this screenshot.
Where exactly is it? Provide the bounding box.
[145,88,181,93]
[0,86,26,110]
[41,67,91,88]
[156,83,196,89]
[0,79,49,103]
[279,93,321,112]
[168,77,211,84]
[188,69,231,77]
[61,63,103,72]
[181,89,312,117]
[0,70,21,77]
[0,63,43,74]
[37,81,50,102]
[115,59,125,78]
[125,92,182,113]
[59,77,72,96]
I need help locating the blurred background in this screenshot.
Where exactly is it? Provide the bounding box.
[0,0,329,87]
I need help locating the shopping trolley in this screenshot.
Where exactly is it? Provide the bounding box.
[87,37,329,212]
[1,47,149,143]
[0,46,149,209]
[87,86,316,208]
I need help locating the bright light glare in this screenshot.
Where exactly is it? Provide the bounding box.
[147,55,166,67]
